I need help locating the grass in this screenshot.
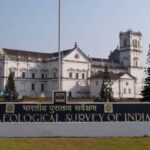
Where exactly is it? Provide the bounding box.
[0,137,150,150]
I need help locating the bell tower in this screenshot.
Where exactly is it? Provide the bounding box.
[119,30,143,98]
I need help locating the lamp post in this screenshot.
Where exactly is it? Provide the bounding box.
[58,0,61,91]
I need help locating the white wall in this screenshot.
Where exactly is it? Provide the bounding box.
[90,75,136,100]
[0,122,150,137]
[3,58,51,98]
[90,79,103,97]
[119,75,135,98]
[61,48,90,97]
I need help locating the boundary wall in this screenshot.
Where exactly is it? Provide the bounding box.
[0,102,150,137]
[0,122,150,137]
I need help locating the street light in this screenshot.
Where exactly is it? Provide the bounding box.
[58,0,61,91]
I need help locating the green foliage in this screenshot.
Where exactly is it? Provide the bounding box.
[100,81,113,101]
[4,72,18,101]
[141,67,150,101]
[141,44,150,102]
[100,66,113,102]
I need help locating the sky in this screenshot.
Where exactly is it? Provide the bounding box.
[0,0,150,59]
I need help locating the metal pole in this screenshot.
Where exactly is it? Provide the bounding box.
[58,0,61,90]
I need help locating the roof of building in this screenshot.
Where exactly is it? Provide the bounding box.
[2,47,74,60]
[90,56,124,69]
[90,57,109,62]
[89,71,136,80]
[119,29,142,37]
[2,42,89,61]
[3,48,51,58]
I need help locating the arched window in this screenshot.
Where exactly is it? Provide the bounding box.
[53,72,56,78]
[31,83,35,91]
[135,39,137,47]
[138,41,140,47]
[136,60,138,67]
[22,72,25,78]
[41,84,44,91]
[9,67,17,77]
[41,73,44,79]
[124,88,126,94]
[129,88,131,94]
[32,73,35,78]
[69,72,73,78]
[133,39,138,47]
[52,68,57,78]
[76,73,79,79]
[82,73,85,79]
[75,53,79,59]
[124,39,127,47]
[133,57,138,67]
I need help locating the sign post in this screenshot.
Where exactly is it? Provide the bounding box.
[53,91,67,104]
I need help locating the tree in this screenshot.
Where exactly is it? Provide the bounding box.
[99,65,113,102]
[4,71,18,101]
[141,45,150,101]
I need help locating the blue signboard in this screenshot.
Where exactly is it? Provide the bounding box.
[0,103,150,122]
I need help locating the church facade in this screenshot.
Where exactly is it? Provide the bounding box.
[90,30,143,100]
[0,30,144,100]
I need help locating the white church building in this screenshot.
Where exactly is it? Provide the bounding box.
[0,30,144,101]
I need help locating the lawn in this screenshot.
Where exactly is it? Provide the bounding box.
[0,137,150,150]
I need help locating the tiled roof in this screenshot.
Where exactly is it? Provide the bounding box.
[90,71,131,80]
[51,49,74,58]
[3,48,51,58]
[2,44,90,62]
[90,57,109,62]
[2,48,73,59]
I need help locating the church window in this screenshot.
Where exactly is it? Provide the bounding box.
[53,72,56,78]
[75,54,79,59]
[41,73,44,79]
[135,60,138,67]
[22,72,25,78]
[124,39,127,47]
[124,88,126,94]
[32,73,35,78]
[82,73,85,79]
[133,57,138,67]
[41,84,44,91]
[52,68,57,78]
[126,82,128,86]
[138,41,140,47]
[45,74,48,78]
[76,73,79,79]
[129,88,131,94]
[135,40,137,47]
[69,72,73,78]
[133,39,138,47]
[31,83,35,91]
